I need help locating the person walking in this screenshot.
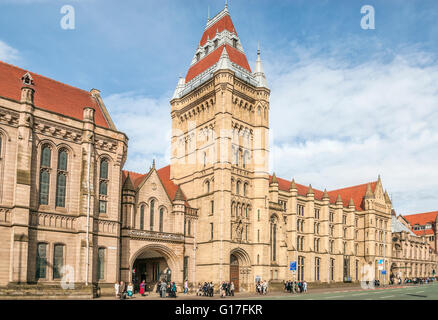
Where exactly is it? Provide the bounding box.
[171,282,177,298]
[184,279,188,294]
[139,280,146,296]
[119,281,126,300]
[160,281,167,298]
[230,282,235,296]
[303,280,308,293]
[127,282,134,298]
[114,282,120,298]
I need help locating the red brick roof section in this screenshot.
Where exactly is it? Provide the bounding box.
[269,175,377,211]
[328,182,377,211]
[200,14,236,46]
[185,44,252,83]
[0,60,110,128]
[404,211,438,227]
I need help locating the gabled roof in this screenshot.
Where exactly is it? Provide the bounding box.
[185,43,251,83]
[122,165,189,207]
[200,13,236,47]
[391,215,416,235]
[0,60,111,128]
[269,175,378,211]
[403,211,438,226]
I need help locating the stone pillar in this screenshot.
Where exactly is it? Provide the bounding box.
[77,106,96,284]
[11,80,35,283]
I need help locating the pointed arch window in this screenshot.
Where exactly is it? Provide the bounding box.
[39,145,51,205]
[53,244,64,279]
[56,149,68,207]
[159,207,164,232]
[99,159,109,213]
[35,243,47,279]
[140,205,145,230]
[150,199,155,231]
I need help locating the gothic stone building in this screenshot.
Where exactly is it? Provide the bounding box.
[0,5,436,296]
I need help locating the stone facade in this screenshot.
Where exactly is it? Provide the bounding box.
[0,5,436,297]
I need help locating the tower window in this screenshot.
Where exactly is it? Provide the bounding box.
[232,38,237,48]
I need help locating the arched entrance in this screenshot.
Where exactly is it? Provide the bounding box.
[230,254,239,292]
[129,244,181,293]
[229,248,251,292]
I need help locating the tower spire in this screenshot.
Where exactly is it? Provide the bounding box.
[254,42,268,88]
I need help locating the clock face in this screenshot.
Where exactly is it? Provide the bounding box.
[151,183,157,190]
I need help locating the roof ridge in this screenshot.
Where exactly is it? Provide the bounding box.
[404,211,438,217]
[328,180,377,193]
[122,169,146,176]
[0,59,95,97]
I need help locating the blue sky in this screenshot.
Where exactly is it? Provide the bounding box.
[1,0,437,214]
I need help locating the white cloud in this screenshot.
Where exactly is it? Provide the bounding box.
[0,40,20,63]
[267,43,438,215]
[104,43,438,215]
[104,92,172,173]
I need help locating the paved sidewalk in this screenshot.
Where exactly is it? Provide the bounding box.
[96,283,420,300]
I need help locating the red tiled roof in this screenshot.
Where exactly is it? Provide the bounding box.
[412,229,435,236]
[185,44,251,83]
[404,211,438,226]
[0,60,110,128]
[200,14,236,46]
[269,175,377,211]
[122,165,189,206]
[328,182,377,211]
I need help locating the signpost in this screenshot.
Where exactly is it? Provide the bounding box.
[290,261,297,272]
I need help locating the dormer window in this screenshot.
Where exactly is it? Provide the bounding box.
[232,38,237,48]
[21,72,34,85]
[196,53,201,62]
[205,46,209,55]
[214,39,218,48]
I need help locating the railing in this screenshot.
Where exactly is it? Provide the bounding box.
[185,207,198,216]
[129,230,184,242]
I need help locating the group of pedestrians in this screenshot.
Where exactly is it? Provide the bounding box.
[284,280,307,294]
[196,282,215,297]
[255,280,268,295]
[156,280,177,298]
[220,281,235,298]
[114,281,135,299]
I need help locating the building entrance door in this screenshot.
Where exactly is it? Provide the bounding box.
[230,254,239,292]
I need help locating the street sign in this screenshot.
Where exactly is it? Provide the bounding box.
[290,261,297,271]
[381,270,387,275]
[378,259,384,265]
[378,265,383,271]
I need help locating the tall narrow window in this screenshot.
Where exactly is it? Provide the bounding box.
[330,258,335,281]
[257,209,260,221]
[159,208,164,232]
[39,145,51,205]
[210,223,213,240]
[53,244,64,279]
[97,247,105,280]
[315,257,320,281]
[187,219,191,236]
[99,159,109,213]
[150,199,155,231]
[211,200,214,215]
[298,256,304,281]
[56,149,67,207]
[270,216,277,261]
[140,205,145,230]
[36,243,47,279]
